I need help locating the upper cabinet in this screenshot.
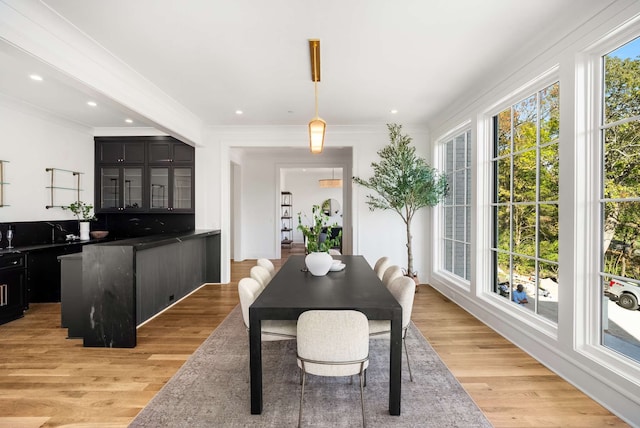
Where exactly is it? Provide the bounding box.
[94,137,194,214]
[148,141,194,164]
[97,140,145,164]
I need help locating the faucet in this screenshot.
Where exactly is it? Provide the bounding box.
[45,222,68,243]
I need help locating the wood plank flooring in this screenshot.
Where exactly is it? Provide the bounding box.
[0,255,628,427]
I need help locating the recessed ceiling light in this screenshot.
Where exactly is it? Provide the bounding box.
[390,109,398,114]
[29,74,43,81]
[125,118,133,124]
[87,101,97,107]
[235,110,243,115]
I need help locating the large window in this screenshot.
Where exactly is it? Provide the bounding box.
[442,129,471,280]
[600,36,640,364]
[491,82,560,322]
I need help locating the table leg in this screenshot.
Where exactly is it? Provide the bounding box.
[249,309,263,414]
[389,309,402,415]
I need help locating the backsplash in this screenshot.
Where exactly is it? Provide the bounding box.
[0,213,194,248]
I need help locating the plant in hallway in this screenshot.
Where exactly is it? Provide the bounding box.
[298,205,342,276]
[353,123,448,281]
[297,204,342,253]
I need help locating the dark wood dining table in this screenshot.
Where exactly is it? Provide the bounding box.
[248,254,403,415]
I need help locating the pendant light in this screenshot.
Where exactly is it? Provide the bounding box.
[319,168,342,188]
[308,39,326,154]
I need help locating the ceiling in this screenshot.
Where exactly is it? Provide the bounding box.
[1,0,612,130]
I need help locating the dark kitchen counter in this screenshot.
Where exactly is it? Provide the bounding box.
[81,228,221,347]
[89,229,220,252]
[0,238,108,256]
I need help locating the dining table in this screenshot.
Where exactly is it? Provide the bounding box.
[248,254,403,415]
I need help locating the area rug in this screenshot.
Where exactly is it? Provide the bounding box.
[130,306,492,427]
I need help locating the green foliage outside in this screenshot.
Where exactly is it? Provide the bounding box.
[496,49,640,283]
[495,83,560,280]
[603,53,640,281]
[353,123,448,276]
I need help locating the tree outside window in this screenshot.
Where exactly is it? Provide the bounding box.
[600,36,640,364]
[492,82,560,322]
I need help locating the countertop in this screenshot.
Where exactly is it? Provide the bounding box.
[0,238,107,256]
[0,229,220,257]
[89,229,220,252]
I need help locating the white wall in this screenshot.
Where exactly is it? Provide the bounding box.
[202,125,431,283]
[0,98,94,222]
[426,1,640,424]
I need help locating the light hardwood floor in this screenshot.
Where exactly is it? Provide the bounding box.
[0,254,629,427]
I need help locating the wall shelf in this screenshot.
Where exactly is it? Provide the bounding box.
[281,191,293,248]
[45,167,84,209]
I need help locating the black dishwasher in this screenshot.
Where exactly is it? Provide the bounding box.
[0,253,26,325]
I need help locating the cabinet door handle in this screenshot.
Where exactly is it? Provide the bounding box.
[0,284,6,306]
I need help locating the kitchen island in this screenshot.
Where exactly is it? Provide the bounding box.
[80,229,220,348]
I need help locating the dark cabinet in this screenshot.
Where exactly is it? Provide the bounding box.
[95,137,194,213]
[148,141,194,164]
[97,140,145,164]
[149,166,193,212]
[0,253,26,325]
[27,245,81,303]
[97,166,144,212]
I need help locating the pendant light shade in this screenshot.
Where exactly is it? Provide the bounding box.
[308,39,325,154]
[309,115,326,154]
[319,168,342,188]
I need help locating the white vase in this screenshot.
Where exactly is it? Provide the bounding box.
[305,251,333,276]
[79,221,90,241]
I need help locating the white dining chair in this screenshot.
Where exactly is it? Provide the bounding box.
[382,265,403,288]
[328,249,341,256]
[297,310,369,427]
[373,256,391,280]
[257,258,276,276]
[250,265,272,290]
[369,276,416,381]
[238,277,296,341]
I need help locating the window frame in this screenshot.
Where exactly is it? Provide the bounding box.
[476,67,560,338]
[437,124,473,283]
[573,23,640,382]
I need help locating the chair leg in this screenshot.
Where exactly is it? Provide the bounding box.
[403,335,413,382]
[298,370,307,428]
[359,366,366,428]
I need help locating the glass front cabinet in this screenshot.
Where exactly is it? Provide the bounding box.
[149,166,193,212]
[98,166,144,212]
[95,137,194,213]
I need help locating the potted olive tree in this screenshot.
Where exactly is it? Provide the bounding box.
[62,200,96,240]
[353,123,448,284]
[297,205,342,276]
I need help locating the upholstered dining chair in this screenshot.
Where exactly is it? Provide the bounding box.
[373,256,391,280]
[250,265,272,290]
[382,265,403,288]
[237,277,296,341]
[296,310,369,428]
[369,276,416,381]
[257,258,276,276]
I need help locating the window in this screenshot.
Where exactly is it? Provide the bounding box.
[491,82,560,322]
[600,36,640,364]
[442,129,471,280]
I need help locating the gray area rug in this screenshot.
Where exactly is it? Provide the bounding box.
[130,306,492,427]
